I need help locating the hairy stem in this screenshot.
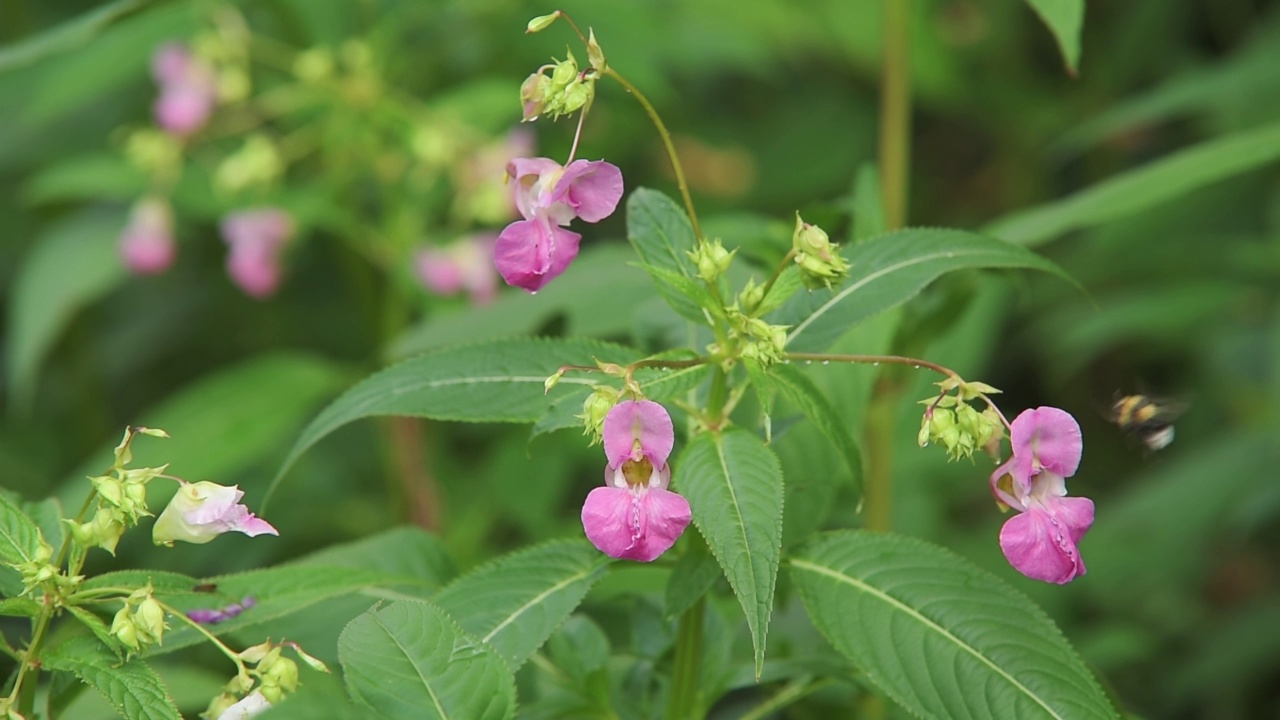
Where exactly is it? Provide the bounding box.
[665,597,706,720]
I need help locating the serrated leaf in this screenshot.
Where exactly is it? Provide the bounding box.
[0,491,45,565]
[791,530,1120,720]
[339,600,516,720]
[627,188,710,321]
[770,364,863,497]
[433,538,609,670]
[634,262,718,324]
[292,526,455,592]
[677,429,784,678]
[777,228,1072,352]
[66,605,123,659]
[664,543,721,619]
[743,359,776,418]
[1022,0,1083,74]
[42,635,181,720]
[270,337,641,503]
[0,597,41,617]
[986,122,1280,247]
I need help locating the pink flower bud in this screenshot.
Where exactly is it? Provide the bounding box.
[150,43,218,136]
[119,197,176,275]
[220,209,295,298]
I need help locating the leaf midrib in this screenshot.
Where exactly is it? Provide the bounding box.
[712,435,764,638]
[480,563,600,647]
[372,609,451,719]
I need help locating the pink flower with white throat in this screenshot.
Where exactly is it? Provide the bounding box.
[153,481,278,546]
[120,197,176,275]
[221,208,294,298]
[494,157,623,292]
[151,43,218,136]
[990,407,1094,584]
[581,400,691,562]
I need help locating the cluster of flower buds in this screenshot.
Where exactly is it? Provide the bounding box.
[688,238,735,284]
[719,309,789,367]
[68,427,169,555]
[576,385,622,445]
[12,541,74,597]
[214,134,283,194]
[205,641,328,719]
[917,379,1004,462]
[792,213,850,289]
[110,585,168,653]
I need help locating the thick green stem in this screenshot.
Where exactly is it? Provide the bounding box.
[705,367,730,426]
[878,0,911,230]
[665,597,705,720]
[603,67,703,241]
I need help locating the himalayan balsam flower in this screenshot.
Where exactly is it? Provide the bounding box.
[120,197,176,274]
[495,157,623,292]
[581,400,691,562]
[415,234,499,305]
[216,691,271,720]
[221,209,294,298]
[153,481,278,546]
[151,43,218,136]
[990,407,1094,584]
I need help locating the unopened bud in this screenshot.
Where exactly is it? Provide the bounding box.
[578,387,620,445]
[92,476,125,507]
[111,607,140,651]
[792,213,850,289]
[587,28,606,72]
[239,641,273,664]
[135,597,167,645]
[738,279,765,314]
[526,12,560,33]
[288,643,330,673]
[93,507,126,555]
[687,239,734,283]
[520,72,551,122]
[544,369,566,394]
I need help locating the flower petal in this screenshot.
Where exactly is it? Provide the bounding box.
[1011,406,1082,481]
[493,218,581,292]
[507,157,563,220]
[581,487,639,559]
[602,400,675,469]
[999,498,1094,584]
[630,488,690,562]
[554,160,624,223]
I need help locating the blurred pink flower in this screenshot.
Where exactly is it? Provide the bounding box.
[119,197,176,274]
[494,157,622,292]
[151,43,218,136]
[581,400,690,562]
[220,208,294,298]
[990,407,1094,584]
[414,234,498,305]
[152,481,278,546]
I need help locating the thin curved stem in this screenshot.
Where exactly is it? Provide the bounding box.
[784,352,957,379]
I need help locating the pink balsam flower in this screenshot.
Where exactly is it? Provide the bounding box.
[581,400,691,562]
[153,481,278,546]
[120,197,176,274]
[415,234,499,305]
[220,208,294,298]
[495,157,623,292]
[151,43,218,136]
[990,407,1094,585]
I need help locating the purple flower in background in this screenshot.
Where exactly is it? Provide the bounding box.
[220,208,294,298]
[494,157,623,292]
[581,400,690,562]
[415,234,499,305]
[153,481,278,546]
[151,43,218,136]
[120,197,176,274]
[188,596,257,624]
[990,407,1094,584]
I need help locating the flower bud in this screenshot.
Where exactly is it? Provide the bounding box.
[577,387,620,445]
[792,213,851,289]
[238,641,273,664]
[93,476,125,508]
[587,28,606,72]
[738,279,765,314]
[111,607,140,651]
[263,656,299,694]
[544,369,566,394]
[135,597,168,645]
[687,239,734,284]
[288,643,330,673]
[520,72,551,122]
[93,507,126,555]
[526,12,560,33]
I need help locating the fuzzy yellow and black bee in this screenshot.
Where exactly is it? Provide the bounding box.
[1109,394,1187,452]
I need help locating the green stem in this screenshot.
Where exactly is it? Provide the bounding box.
[156,600,249,673]
[784,352,954,378]
[757,249,797,310]
[705,367,730,427]
[738,677,834,720]
[879,0,911,230]
[6,595,55,711]
[664,597,705,720]
[603,67,703,241]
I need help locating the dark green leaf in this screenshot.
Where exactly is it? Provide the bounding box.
[0,0,150,72]
[771,364,863,497]
[0,491,45,565]
[627,188,707,321]
[1022,0,1084,74]
[634,262,718,324]
[42,635,181,720]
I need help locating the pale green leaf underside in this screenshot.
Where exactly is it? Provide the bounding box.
[0,492,45,565]
[777,228,1071,352]
[1022,0,1083,74]
[339,600,516,720]
[42,636,181,720]
[791,531,1119,720]
[986,122,1280,247]
[677,429,784,678]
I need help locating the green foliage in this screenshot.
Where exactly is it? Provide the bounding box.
[0,492,44,565]
[41,636,182,720]
[1022,0,1084,74]
[626,188,706,322]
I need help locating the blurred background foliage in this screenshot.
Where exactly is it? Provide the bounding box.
[1,0,1279,717]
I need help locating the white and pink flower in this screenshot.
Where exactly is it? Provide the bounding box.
[153,481,278,546]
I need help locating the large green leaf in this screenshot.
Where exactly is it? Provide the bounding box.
[270,337,639,500]
[339,600,516,720]
[626,188,708,322]
[42,636,181,720]
[986,122,1280,247]
[5,208,128,411]
[433,539,609,670]
[1022,0,1083,74]
[791,531,1119,720]
[677,428,784,678]
[23,153,148,205]
[0,492,44,565]
[770,364,863,497]
[777,228,1070,352]
[0,0,152,72]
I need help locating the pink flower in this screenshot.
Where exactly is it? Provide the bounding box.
[152,481,278,546]
[220,209,294,298]
[495,157,623,292]
[151,43,218,136]
[414,234,498,305]
[119,197,176,274]
[990,407,1094,584]
[581,400,691,562]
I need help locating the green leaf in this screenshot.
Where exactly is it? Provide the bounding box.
[292,526,455,592]
[664,542,721,619]
[634,262,718,324]
[777,228,1072,352]
[0,0,149,72]
[986,122,1280,247]
[1022,0,1083,75]
[23,153,148,204]
[42,635,181,720]
[270,338,639,501]
[66,605,123,659]
[627,188,707,321]
[5,208,128,412]
[0,491,45,565]
[532,355,711,438]
[339,600,516,720]
[433,538,609,670]
[770,364,863,497]
[851,163,886,242]
[791,530,1119,720]
[677,428,784,678]
[0,597,41,617]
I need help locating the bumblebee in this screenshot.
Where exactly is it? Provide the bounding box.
[1110,394,1186,452]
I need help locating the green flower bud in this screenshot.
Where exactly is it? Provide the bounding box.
[93,507,126,555]
[559,80,592,115]
[550,55,578,87]
[526,12,560,33]
[289,644,330,673]
[520,72,551,122]
[238,641,273,664]
[738,279,765,314]
[264,656,299,693]
[577,387,620,445]
[918,415,932,447]
[204,692,239,720]
[93,476,125,508]
[111,607,140,651]
[113,428,134,470]
[792,213,851,289]
[587,28,607,72]
[687,239,734,283]
[293,48,334,82]
[544,369,566,394]
[135,597,167,645]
